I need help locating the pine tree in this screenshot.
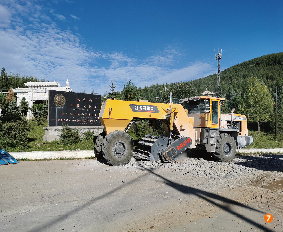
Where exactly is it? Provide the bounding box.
[20,97,29,116]
[1,67,8,90]
[121,80,139,101]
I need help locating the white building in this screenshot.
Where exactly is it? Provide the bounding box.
[13,80,72,119]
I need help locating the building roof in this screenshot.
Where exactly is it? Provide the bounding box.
[24,81,60,87]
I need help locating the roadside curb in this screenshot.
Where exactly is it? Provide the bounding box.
[8,148,283,160]
[10,150,95,160]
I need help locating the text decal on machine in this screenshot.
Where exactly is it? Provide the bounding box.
[177,137,192,150]
[130,104,159,113]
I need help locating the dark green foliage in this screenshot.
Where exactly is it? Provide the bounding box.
[106,91,121,100]
[1,99,22,122]
[0,67,38,91]
[241,76,274,132]
[246,131,283,148]
[83,130,94,140]
[31,102,48,125]
[217,53,283,133]
[0,94,30,150]
[127,119,167,141]
[0,120,30,150]
[127,120,155,141]
[107,81,121,100]
[60,125,81,145]
[121,80,139,101]
[0,69,39,150]
[0,68,8,91]
[0,91,6,108]
[20,97,29,116]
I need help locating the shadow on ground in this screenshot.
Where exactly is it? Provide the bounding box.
[28,163,273,232]
[235,154,283,172]
[142,166,273,232]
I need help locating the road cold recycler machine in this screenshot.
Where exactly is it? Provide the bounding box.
[95,95,253,166]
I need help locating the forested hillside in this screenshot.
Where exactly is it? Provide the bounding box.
[136,52,283,102]
[129,52,283,133]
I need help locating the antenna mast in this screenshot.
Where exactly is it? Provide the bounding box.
[215,48,222,97]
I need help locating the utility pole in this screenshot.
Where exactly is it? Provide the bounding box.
[215,48,222,97]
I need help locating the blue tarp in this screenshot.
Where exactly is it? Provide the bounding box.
[0,150,18,165]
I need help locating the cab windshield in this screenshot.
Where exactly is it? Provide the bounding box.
[183,99,210,114]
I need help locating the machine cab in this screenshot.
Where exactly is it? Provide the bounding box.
[180,96,225,129]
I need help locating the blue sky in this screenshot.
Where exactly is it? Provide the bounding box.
[0,0,282,94]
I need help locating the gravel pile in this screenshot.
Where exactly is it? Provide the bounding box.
[113,153,283,189]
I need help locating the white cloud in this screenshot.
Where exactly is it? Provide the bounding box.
[0,4,11,27]
[145,47,182,66]
[50,9,66,21]
[0,1,215,95]
[70,14,79,20]
[88,60,215,94]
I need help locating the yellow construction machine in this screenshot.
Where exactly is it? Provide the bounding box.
[96,96,253,165]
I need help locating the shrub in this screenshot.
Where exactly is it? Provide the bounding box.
[0,96,31,151]
[60,125,81,145]
[127,119,167,141]
[0,120,30,150]
[1,99,22,122]
[83,130,94,140]
[31,102,48,125]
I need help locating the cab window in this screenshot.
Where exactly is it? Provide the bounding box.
[212,101,218,124]
[184,99,210,114]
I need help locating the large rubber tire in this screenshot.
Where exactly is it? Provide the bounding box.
[102,130,133,166]
[94,135,104,153]
[214,133,236,162]
[94,135,104,159]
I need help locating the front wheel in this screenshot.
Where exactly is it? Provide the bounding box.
[102,130,133,166]
[214,133,236,162]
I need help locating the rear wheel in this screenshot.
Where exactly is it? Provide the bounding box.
[214,133,236,162]
[94,135,104,159]
[102,130,133,166]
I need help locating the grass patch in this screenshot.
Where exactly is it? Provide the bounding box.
[7,120,95,152]
[246,130,283,149]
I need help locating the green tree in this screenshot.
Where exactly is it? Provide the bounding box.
[106,80,121,100]
[20,97,29,116]
[121,80,139,101]
[241,76,274,132]
[1,67,8,91]
[0,91,6,109]
[0,89,22,122]
[1,99,22,122]
[0,95,30,150]
[0,119,30,150]
[31,101,48,125]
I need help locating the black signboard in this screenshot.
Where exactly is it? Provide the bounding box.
[48,91,101,127]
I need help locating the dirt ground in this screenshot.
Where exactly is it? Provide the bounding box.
[0,157,282,232]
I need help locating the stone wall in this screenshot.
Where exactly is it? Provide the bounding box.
[43,126,104,142]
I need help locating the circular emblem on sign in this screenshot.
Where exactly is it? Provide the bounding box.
[54,94,66,107]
